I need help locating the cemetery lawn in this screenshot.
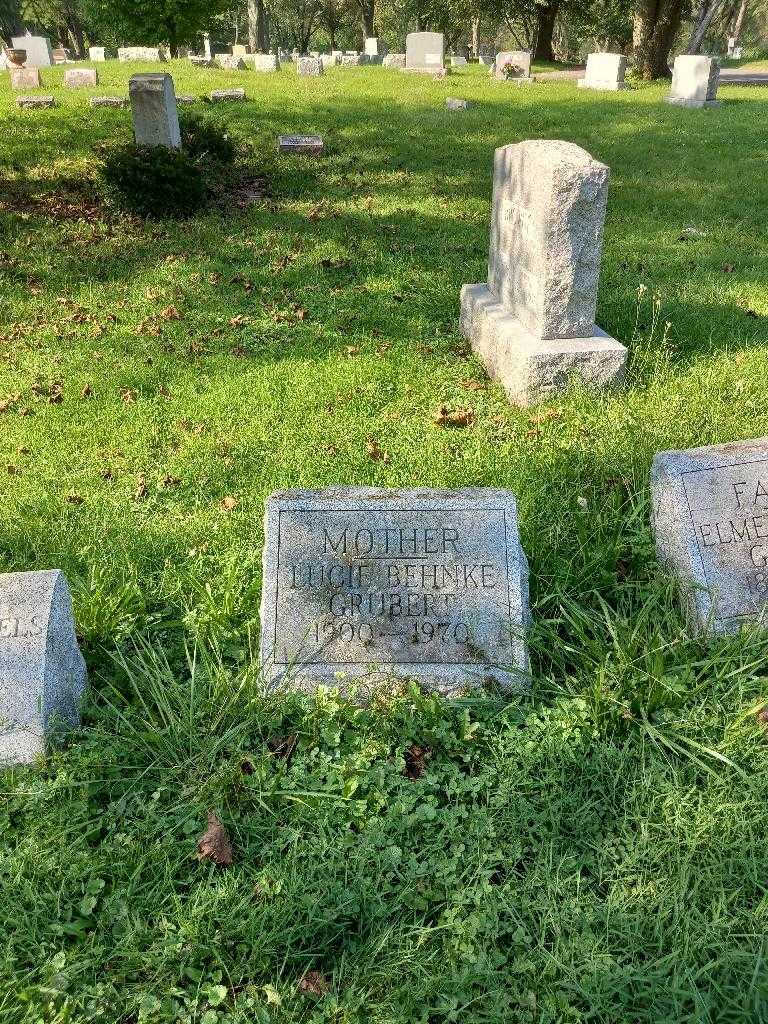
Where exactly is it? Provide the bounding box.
[2,60,768,1024]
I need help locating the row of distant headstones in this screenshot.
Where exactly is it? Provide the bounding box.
[2,430,766,768]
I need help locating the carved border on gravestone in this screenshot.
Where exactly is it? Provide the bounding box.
[652,438,768,634]
[259,487,530,697]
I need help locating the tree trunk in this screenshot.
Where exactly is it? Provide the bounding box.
[359,0,374,37]
[687,0,726,51]
[730,0,747,41]
[534,0,559,60]
[471,16,479,57]
[68,21,85,58]
[632,0,685,78]
[248,0,269,51]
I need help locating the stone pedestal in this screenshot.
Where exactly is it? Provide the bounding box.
[129,73,180,148]
[0,570,86,764]
[459,140,626,406]
[89,46,106,61]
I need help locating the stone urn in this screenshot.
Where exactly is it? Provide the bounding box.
[5,48,26,67]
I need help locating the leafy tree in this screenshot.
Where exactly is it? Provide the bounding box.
[82,0,231,55]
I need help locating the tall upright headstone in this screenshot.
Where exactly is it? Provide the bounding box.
[460,140,627,406]
[11,33,52,67]
[666,55,720,107]
[297,56,323,76]
[404,32,445,72]
[129,73,181,149]
[0,570,86,764]
[578,52,628,91]
[203,33,212,59]
[364,37,379,58]
[652,438,768,634]
[259,487,529,696]
[88,46,107,61]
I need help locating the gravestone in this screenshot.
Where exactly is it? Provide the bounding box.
[16,95,55,108]
[203,33,212,59]
[91,95,128,107]
[278,134,324,156]
[731,45,743,58]
[383,53,406,68]
[446,96,469,109]
[216,54,246,70]
[652,438,768,634]
[297,56,323,76]
[331,49,343,59]
[405,31,445,72]
[250,53,280,71]
[578,52,628,90]
[189,55,213,67]
[340,53,365,66]
[459,140,627,406]
[129,73,180,148]
[210,87,246,101]
[64,67,99,87]
[118,46,166,62]
[176,94,196,104]
[10,67,41,89]
[51,47,71,64]
[11,33,52,66]
[493,50,532,82]
[319,54,337,69]
[89,46,106,61]
[478,54,494,66]
[451,54,468,66]
[364,37,379,58]
[0,570,86,764]
[232,44,248,57]
[259,487,529,695]
[667,55,720,107]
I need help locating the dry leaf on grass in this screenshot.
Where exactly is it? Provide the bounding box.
[366,438,390,463]
[195,811,233,867]
[221,495,239,511]
[298,971,329,999]
[81,384,93,399]
[434,405,475,428]
[134,475,148,501]
[160,306,183,320]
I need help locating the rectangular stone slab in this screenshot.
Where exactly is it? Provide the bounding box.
[652,438,768,633]
[488,140,609,340]
[460,283,626,405]
[64,67,99,87]
[259,488,529,696]
[12,34,52,66]
[667,55,720,107]
[405,32,445,70]
[578,52,628,90]
[10,68,41,89]
[0,569,86,764]
[129,73,180,148]
[278,134,324,156]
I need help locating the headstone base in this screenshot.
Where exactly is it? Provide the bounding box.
[460,283,627,406]
[16,95,55,108]
[210,88,246,101]
[90,95,129,107]
[577,79,629,91]
[665,96,720,108]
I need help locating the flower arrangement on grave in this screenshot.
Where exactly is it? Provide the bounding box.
[502,60,524,79]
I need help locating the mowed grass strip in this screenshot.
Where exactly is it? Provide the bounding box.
[0,60,767,1024]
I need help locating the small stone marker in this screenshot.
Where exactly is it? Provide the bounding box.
[16,95,55,108]
[11,33,52,66]
[405,32,445,72]
[578,52,628,91]
[446,97,469,109]
[493,50,532,82]
[189,55,213,67]
[0,569,87,764]
[10,67,41,89]
[652,438,768,633]
[118,46,166,62]
[478,54,494,66]
[176,94,196,104]
[340,53,365,66]
[90,95,128,108]
[216,54,246,70]
[129,73,180,148]
[259,487,529,696]
[383,53,406,68]
[64,67,99,87]
[51,47,71,64]
[667,55,720,107]
[232,44,248,57]
[451,54,468,66]
[210,88,246,101]
[88,46,106,61]
[278,134,324,156]
[297,56,323,76]
[459,140,627,406]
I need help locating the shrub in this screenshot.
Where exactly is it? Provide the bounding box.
[180,111,236,164]
[99,144,207,219]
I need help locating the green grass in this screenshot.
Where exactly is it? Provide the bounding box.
[1,60,768,1023]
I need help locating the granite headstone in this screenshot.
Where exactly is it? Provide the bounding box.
[405,32,445,72]
[129,73,180,148]
[667,55,720,107]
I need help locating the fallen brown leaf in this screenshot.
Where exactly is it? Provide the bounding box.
[121,389,137,404]
[267,734,297,760]
[134,475,148,501]
[65,493,84,505]
[459,379,487,391]
[195,811,233,867]
[161,474,181,488]
[434,405,475,428]
[160,305,183,320]
[81,384,93,399]
[298,971,329,999]
[366,438,390,463]
[221,495,239,511]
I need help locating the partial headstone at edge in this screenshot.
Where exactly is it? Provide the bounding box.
[652,437,768,634]
[259,487,530,697]
[0,569,87,765]
[459,139,627,406]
